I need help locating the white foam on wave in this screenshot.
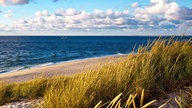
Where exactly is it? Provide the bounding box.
[32,62,55,68]
[0,66,27,74]
[0,62,55,74]
[117,53,124,55]
[0,69,7,73]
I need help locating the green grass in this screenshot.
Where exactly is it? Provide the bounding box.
[0,37,191,108]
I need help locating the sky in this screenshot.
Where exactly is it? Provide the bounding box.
[0,0,192,36]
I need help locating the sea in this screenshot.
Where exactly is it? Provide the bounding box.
[0,36,191,73]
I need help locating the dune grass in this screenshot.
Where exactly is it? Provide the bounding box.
[0,37,191,107]
[0,77,48,104]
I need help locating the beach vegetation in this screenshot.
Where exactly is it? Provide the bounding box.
[0,37,191,107]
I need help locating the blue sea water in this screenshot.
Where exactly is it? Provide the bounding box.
[0,36,191,73]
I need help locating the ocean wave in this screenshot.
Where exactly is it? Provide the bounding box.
[0,66,27,74]
[32,62,55,68]
[0,62,55,74]
[117,53,124,55]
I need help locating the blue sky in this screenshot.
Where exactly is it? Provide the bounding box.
[0,0,192,35]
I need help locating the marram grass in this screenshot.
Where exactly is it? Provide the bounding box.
[0,38,191,108]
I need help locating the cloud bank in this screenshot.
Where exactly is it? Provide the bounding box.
[0,0,192,35]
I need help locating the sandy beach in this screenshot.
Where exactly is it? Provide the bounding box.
[0,55,126,83]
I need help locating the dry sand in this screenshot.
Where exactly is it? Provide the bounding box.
[0,55,127,83]
[0,98,42,108]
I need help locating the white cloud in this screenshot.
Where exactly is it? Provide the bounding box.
[4,10,13,18]
[4,13,12,18]
[0,0,29,6]
[164,2,180,20]
[131,2,139,8]
[35,10,49,17]
[159,20,177,29]
[1,8,132,33]
[114,17,126,25]
[179,7,192,20]
[11,0,29,5]
[0,0,6,5]
[150,0,170,3]
[0,0,61,6]
[56,8,79,16]
[134,0,192,21]
[134,7,159,22]
[146,1,170,14]
[106,9,113,15]
[122,10,129,15]
[105,17,112,24]
[145,0,181,20]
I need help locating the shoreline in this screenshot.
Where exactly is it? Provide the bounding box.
[0,54,127,83]
[0,53,126,74]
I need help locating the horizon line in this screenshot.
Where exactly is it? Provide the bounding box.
[0,34,192,37]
